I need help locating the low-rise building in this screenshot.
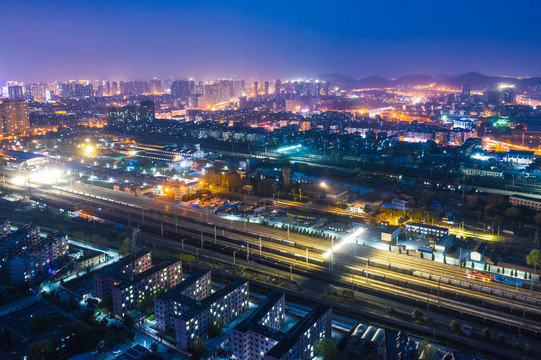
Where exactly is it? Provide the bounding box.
[509,194,541,211]
[434,235,455,254]
[405,222,449,238]
[381,225,401,242]
[471,242,487,262]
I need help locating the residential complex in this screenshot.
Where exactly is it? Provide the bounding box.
[232,291,332,360]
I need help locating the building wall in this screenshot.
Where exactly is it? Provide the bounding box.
[112,260,183,316]
[175,281,249,350]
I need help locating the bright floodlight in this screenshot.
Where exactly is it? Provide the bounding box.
[320,181,327,188]
[85,145,95,156]
[12,176,26,186]
[322,228,365,259]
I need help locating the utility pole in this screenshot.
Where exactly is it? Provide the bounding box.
[233,250,238,265]
[306,248,309,268]
[201,232,204,249]
[175,216,178,230]
[247,243,250,261]
[259,236,262,255]
[214,226,217,244]
[182,238,184,250]
[161,222,163,237]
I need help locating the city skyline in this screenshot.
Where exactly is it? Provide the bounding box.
[2,1,541,82]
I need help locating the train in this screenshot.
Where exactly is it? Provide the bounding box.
[465,270,524,287]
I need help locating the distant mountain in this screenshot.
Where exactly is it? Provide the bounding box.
[315,71,541,90]
[394,74,436,86]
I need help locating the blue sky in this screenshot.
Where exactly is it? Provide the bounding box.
[1,0,540,81]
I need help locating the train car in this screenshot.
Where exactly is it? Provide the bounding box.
[494,275,523,287]
[282,239,296,247]
[465,270,494,281]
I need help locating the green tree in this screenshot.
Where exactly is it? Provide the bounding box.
[481,327,491,340]
[190,336,207,360]
[450,320,461,334]
[412,309,423,321]
[526,249,541,269]
[431,252,435,261]
[314,337,338,360]
[29,315,53,334]
[505,207,521,225]
[498,334,506,344]
[208,318,224,337]
[420,251,424,259]
[27,339,55,360]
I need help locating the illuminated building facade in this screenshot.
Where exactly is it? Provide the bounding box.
[154,268,212,331]
[2,100,30,134]
[111,258,183,316]
[173,277,249,350]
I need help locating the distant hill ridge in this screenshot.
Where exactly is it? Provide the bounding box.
[316,71,541,90]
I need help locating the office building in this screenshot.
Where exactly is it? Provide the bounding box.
[510,194,541,211]
[2,100,30,134]
[254,82,259,96]
[264,81,269,95]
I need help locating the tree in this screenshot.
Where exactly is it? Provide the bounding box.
[30,315,53,334]
[190,336,207,360]
[27,339,55,360]
[498,334,506,344]
[314,337,338,360]
[420,251,424,259]
[431,252,435,261]
[443,255,446,264]
[412,309,423,321]
[208,318,224,337]
[505,207,521,225]
[526,249,541,269]
[450,320,461,334]
[481,327,491,340]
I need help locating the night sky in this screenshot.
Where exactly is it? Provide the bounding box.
[1,0,540,82]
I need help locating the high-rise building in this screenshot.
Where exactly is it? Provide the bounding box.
[149,79,162,94]
[171,80,191,99]
[462,84,471,99]
[111,81,118,95]
[253,82,258,97]
[8,86,24,101]
[107,105,138,133]
[503,88,516,104]
[2,100,30,134]
[140,100,155,128]
[275,79,281,100]
[264,81,269,95]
